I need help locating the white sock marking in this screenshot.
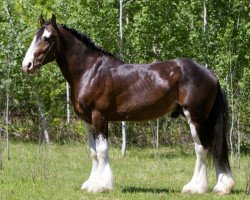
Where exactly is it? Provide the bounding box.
[182,110,208,194]
[213,163,235,194]
[81,123,114,193]
[81,123,98,190]
[22,28,52,71]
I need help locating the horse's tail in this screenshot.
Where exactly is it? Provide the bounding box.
[205,82,230,170]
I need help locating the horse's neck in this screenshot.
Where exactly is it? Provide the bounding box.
[56,51,72,85]
[56,29,122,88]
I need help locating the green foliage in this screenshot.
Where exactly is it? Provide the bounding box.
[0,0,249,146]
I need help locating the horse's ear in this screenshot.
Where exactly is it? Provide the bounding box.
[39,15,45,27]
[51,14,57,27]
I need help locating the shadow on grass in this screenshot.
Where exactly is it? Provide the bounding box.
[122,187,246,195]
[122,186,179,194]
[231,189,248,195]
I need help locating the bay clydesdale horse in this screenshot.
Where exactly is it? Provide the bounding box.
[22,15,235,194]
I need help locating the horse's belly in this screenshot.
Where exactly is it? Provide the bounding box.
[113,92,177,121]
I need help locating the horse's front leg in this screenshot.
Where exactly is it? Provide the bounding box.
[81,111,114,193]
[81,122,99,191]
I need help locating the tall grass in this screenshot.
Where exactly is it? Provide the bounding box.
[0,142,249,200]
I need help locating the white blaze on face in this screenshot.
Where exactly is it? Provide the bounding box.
[22,28,52,72]
[42,29,52,38]
[22,35,38,71]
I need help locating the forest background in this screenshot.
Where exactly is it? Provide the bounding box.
[0,0,249,155]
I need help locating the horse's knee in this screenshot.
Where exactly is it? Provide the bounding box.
[195,144,207,159]
[96,134,109,160]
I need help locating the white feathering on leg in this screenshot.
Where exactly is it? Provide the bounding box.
[213,164,235,194]
[182,111,208,194]
[87,134,114,193]
[81,123,98,190]
[81,124,114,193]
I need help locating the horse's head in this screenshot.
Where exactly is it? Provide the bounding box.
[22,14,59,74]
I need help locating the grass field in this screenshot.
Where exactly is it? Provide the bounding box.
[0,142,249,200]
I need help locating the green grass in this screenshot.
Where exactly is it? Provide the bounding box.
[0,142,249,200]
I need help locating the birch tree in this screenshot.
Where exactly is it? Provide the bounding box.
[5,56,10,160]
[203,0,208,68]
[66,82,70,124]
[0,122,3,169]
[229,5,242,160]
[3,3,12,161]
[119,0,126,156]
[31,80,50,144]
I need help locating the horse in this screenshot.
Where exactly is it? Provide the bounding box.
[22,14,235,194]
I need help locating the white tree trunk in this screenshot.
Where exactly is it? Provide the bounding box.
[203,0,207,33]
[3,4,12,161]
[32,81,50,144]
[119,0,126,156]
[203,0,208,68]
[36,95,50,144]
[66,82,70,124]
[5,90,10,160]
[5,55,11,161]
[229,52,234,159]
[237,115,240,169]
[119,0,123,59]
[236,9,241,167]
[121,121,126,156]
[0,126,2,170]
[229,9,241,160]
[156,119,159,148]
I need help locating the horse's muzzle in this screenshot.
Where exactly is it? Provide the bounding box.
[22,61,38,74]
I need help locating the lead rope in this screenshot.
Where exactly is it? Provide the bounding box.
[37,41,55,69]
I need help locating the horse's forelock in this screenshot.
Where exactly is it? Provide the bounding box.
[36,27,46,41]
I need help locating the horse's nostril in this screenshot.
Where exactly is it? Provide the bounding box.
[27,62,32,69]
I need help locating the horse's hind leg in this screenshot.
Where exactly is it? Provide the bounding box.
[213,157,235,194]
[182,110,208,194]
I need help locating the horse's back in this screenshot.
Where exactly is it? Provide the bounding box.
[108,61,182,120]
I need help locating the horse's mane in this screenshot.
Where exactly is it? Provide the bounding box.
[61,24,115,57]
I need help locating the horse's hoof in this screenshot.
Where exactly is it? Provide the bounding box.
[213,173,235,195]
[213,179,235,194]
[182,181,208,194]
[86,180,113,193]
[81,176,114,193]
[81,180,91,191]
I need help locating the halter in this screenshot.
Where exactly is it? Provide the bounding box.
[37,25,61,68]
[38,41,55,67]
